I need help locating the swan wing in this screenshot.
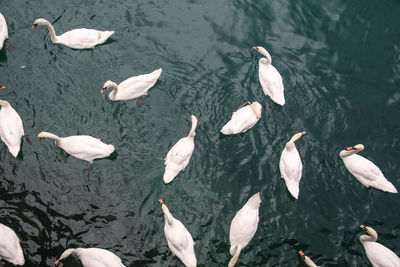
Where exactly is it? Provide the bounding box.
[363,242,400,267]
[258,63,285,105]
[164,219,196,267]
[0,105,24,157]
[221,106,259,134]
[58,136,114,163]
[279,146,302,199]
[78,248,125,267]
[0,13,8,50]
[344,154,397,193]
[58,28,113,49]
[0,224,24,266]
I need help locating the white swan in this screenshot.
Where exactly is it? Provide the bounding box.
[220,101,262,135]
[228,192,261,267]
[163,115,197,184]
[299,251,320,267]
[32,18,114,49]
[0,12,8,50]
[0,99,24,157]
[55,248,125,267]
[158,199,196,267]
[37,132,114,163]
[279,132,306,199]
[253,46,285,106]
[0,223,24,266]
[340,144,398,193]
[101,68,162,101]
[359,225,400,267]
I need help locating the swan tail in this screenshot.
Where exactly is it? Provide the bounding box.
[163,167,180,184]
[8,145,20,157]
[105,144,115,156]
[152,68,163,78]
[285,180,299,199]
[228,244,241,267]
[98,31,115,43]
[381,181,398,193]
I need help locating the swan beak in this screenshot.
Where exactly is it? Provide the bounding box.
[55,259,61,265]
[100,87,107,94]
[360,225,367,231]
[347,146,355,151]
[302,131,306,136]
[0,86,6,90]
[32,24,38,29]
[298,250,305,259]
[252,46,258,51]
[158,199,164,205]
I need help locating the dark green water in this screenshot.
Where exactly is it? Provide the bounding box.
[1,0,400,266]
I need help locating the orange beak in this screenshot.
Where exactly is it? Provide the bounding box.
[55,259,61,265]
[302,131,306,135]
[347,147,355,151]
[0,86,6,90]
[158,199,164,205]
[360,225,367,231]
[298,250,305,259]
[32,24,38,29]
[252,46,258,51]
[100,88,106,94]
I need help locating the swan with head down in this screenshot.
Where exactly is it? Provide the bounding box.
[32,18,114,49]
[253,46,285,108]
[55,248,125,267]
[340,144,398,193]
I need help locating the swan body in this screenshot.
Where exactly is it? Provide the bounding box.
[0,223,24,266]
[101,68,162,101]
[55,248,125,267]
[221,102,262,135]
[279,132,306,199]
[37,132,114,163]
[159,200,196,267]
[163,115,197,184]
[32,18,114,49]
[359,225,400,267]
[0,99,24,157]
[253,46,285,106]
[0,13,8,50]
[228,192,261,267]
[340,144,398,193]
[299,251,320,267]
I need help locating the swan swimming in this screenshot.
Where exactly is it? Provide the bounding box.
[37,131,114,163]
[32,18,114,49]
[163,115,197,184]
[253,46,285,108]
[159,199,196,267]
[220,101,262,135]
[359,225,400,267]
[340,144,398,193]
[228,192,261,267]
[101,68,162,102]
[0,98,24,157]
[279,132,306,199]
[0,223,24,266]
[55,248,125,267]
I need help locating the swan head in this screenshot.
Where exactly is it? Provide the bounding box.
[249,102,262,119]
[360,225,377,237]
[299,251,316,266]
[55,248,77,265]
[0,85,6,90]
[101,80,117,94]
[159,199,174,224]
[253,46,272,64]
[32,18,49,29]
[347,144,364,151]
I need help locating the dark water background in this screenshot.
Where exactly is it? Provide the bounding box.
[1,0,400,266]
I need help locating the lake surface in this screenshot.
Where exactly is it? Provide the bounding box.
[1,0,400,266]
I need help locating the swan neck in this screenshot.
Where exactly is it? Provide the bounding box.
[286,133,303,150]
[109,83,118,99]
[44,20,58,43]
[260,49,272,65]
[339,149,358,158]
[188,117,197,138]
[228,244,241,267]
[59,248,77,260]
[162,205,174,225]
[360,229,378,243]
[304,256,318,267]
[0,99,10,107]
[38,132,61,144]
